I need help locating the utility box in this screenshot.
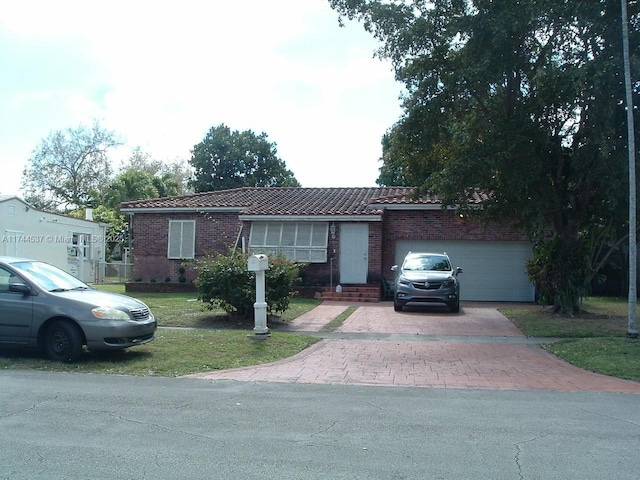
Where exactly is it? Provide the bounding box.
[248,254,269,272]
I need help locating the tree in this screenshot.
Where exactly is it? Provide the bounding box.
[121,147,192,196]
[330,0,640,313]
[103,171,161,211]
[189,124,300,192]
[22,121,121,211]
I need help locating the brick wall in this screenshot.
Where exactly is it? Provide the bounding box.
[131,211,242,282]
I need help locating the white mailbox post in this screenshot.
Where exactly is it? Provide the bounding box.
[247,254,269,336]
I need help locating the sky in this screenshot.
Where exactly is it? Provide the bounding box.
[0,0,405,197]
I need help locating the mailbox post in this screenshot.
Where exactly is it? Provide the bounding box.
[247,254,269,336]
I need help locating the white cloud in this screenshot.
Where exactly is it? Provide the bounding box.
[0,0,403,195]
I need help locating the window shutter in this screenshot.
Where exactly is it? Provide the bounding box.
[168,220,195,259]
[182,221,195,259]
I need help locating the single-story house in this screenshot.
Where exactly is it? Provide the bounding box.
[0,195,108,283]
[120,187,535,302]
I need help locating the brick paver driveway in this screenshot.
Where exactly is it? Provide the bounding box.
[188,303,640,393]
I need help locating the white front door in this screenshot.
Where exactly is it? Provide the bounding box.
[339,223,369,284]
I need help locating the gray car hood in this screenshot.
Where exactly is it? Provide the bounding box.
[51,289,148,310]
[400,271,454,281]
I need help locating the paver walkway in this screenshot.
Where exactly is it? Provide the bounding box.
[188,303,640,393]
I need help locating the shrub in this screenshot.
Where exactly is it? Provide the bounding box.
[178,266,187,283]
[195,252,302,318]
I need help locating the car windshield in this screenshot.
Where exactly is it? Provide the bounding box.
[10,261,90,292]
[403,255,451,272]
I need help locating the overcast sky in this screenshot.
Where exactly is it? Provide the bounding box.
[0,0,405,197]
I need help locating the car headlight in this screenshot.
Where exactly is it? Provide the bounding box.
[443,277,456,287]
[91,306,131,321]
[398,276,411,285]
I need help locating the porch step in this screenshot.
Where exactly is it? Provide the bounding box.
[320,284,381,303]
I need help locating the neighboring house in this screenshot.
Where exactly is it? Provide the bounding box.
[121,187,535,302]
[0,196,108,283]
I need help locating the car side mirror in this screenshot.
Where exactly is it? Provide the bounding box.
[391,265,398,272]
[456,267,463,275]
[9,283,31,295]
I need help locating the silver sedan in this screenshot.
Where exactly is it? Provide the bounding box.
[0,256,157,361]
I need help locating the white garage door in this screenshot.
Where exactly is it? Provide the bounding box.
[395,240,535,302]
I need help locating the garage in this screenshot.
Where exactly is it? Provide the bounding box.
[394,240,535,302]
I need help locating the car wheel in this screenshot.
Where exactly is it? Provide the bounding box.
[449,298,460,313]
[44,321,83,362]
[393,300,403,312]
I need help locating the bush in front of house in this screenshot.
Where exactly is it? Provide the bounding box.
[195,252,301,318]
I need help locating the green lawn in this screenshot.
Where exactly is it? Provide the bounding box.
[95,284,321,328]
[0,328,318,377]
[500,297,640,382]
[0,284,322,377]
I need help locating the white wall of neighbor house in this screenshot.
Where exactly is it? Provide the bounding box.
[394,240,535,302]
[0,197,107,283]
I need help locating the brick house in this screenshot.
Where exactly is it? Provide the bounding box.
[120,187,534,302]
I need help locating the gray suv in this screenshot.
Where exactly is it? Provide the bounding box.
[0,257,157,362]
[392,252,463,312]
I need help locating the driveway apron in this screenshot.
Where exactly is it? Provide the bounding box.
[188,303,640,393]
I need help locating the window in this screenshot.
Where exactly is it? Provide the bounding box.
[168,220,196,259]
[249,222,328,262]
[72,233,91,258]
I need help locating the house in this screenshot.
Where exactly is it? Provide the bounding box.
[0,196,108,283]
[120,187,534,302]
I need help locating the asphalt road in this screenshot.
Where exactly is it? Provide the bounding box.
[1,370,639,479]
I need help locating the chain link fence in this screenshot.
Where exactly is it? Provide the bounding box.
[95,262,134,284]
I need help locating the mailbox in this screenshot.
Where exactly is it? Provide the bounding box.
[248,254,269,272]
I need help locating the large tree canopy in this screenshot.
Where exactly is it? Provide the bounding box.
[189,124,300,192]
[330,0,640,312]
[103,149,184,210]
[121,147,191,196]
[21,121,121,212]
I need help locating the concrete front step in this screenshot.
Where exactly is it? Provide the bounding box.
[320,285,381,303]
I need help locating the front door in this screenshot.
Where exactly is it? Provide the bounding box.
[339,223,369,284]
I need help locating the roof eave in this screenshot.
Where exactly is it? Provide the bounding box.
[376,203,446,210]
[120,206,245,214]
[239,214,382,222]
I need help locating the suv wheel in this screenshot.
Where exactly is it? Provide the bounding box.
[449,298,460,313]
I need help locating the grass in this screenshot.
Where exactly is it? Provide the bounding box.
[0,329,318,377]
[0,284,321,377]
[500,297,640,382]
[320,306,357,333]
[95,284,321,329]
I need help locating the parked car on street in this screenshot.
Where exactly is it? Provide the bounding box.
[0,256,157,362]
[392,252,463,313]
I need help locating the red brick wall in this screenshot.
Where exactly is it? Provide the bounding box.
[368,222,383,282]
[130,211,242,282]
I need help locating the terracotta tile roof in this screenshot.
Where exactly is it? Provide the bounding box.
[120,186,443,216]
